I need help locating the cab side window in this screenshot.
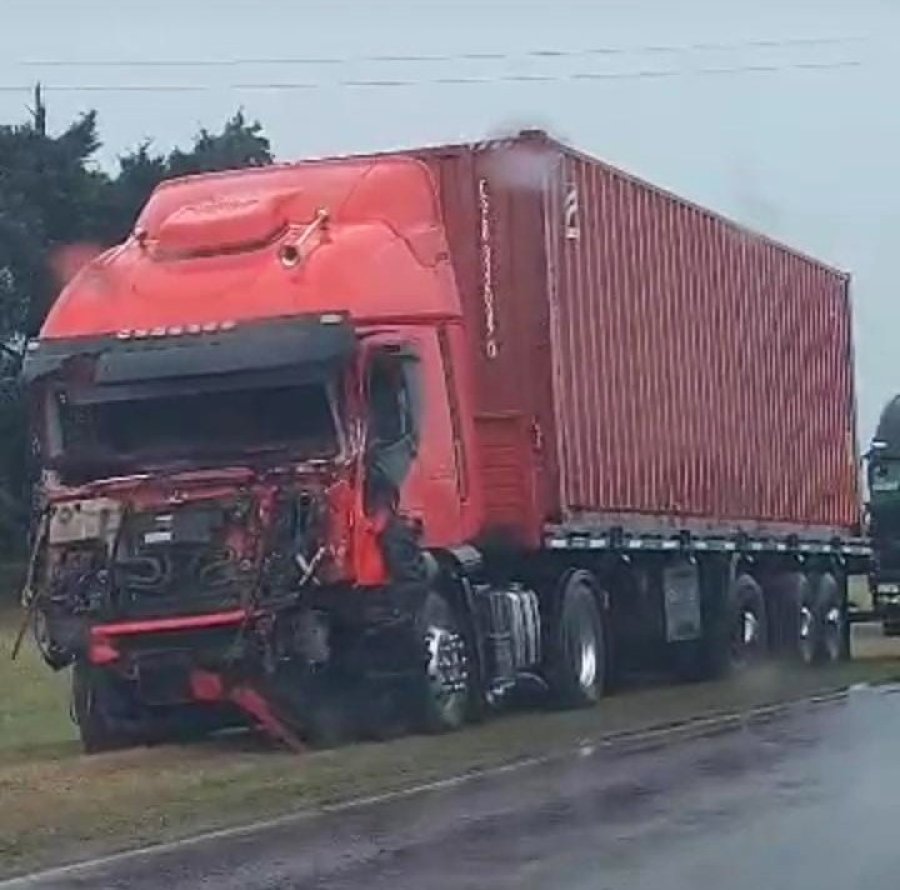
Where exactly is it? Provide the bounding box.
[364,347,422,511]
[366,348,421,449]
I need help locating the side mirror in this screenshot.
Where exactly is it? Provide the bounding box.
[863,440,887,469]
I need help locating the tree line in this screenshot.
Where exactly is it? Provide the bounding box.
[0,90,274,554]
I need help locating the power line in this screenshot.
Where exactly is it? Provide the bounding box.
[18,35,866,69]
[0,58,862,94]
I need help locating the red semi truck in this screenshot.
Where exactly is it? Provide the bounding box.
[20,131,869,751]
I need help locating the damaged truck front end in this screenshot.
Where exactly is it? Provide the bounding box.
[18,314,402,751]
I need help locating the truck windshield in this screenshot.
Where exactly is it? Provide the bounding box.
[50,381,340,481]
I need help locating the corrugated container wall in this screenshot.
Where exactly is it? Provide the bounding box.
[411,133,860,536]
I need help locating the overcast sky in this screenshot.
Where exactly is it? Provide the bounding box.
[2,0,898,439]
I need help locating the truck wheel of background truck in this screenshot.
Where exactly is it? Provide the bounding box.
[72,662,141,754]
[546,570,607,708]
[414,590,470,733]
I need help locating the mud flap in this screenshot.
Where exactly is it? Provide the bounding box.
[663,562,702,642]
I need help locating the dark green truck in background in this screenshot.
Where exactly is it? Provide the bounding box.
[868,396,900,633]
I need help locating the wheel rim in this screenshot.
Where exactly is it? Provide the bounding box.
[731,607,762,665]
[578,636,598,689]
[742,610,759,646]
[798,604,816,664]
[565,600,599,691]
[423,625,468,718]
[821,605,843,662]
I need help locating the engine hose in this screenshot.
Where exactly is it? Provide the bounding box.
[197,549,239,589]
[116,555,170,590]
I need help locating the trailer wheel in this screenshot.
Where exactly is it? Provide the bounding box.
[546,571,607,708]
[705,572,768,676]
[414,590,470,733]
[814,572,845,664]
[775,572,818,665]
[72,662,141,754]
[726,574,768,669]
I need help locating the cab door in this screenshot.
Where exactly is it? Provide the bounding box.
[361,327,463,546]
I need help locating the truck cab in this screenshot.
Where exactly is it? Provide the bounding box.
[867,396,900,632]
[21,158,493,749]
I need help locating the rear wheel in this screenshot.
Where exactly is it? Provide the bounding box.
[727,574,768,670]
[814,572,845,664]
[546,571,607,708]
[776,571,818,665]
[704,572,768,677]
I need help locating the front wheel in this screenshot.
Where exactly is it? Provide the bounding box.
[546,571,607,708]
[71,662,142,754]
[414,590,470,733]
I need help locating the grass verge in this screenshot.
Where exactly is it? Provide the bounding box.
[0,608,75,764]
[1,605,899,877]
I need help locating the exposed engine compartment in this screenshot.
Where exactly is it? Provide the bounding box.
[31,476,347,666]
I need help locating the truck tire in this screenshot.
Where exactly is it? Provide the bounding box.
[276,669,355,749]
[814,572,845,664]
[357,679,409,742]
[71,662,141,754]
[414,590,470,733]
[546,571,607,708]
[775,571,818,665]
[707,573,768,676]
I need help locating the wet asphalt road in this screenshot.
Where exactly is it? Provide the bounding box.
[10,683,900,890]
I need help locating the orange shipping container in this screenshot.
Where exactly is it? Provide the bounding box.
[407,132,860,537]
